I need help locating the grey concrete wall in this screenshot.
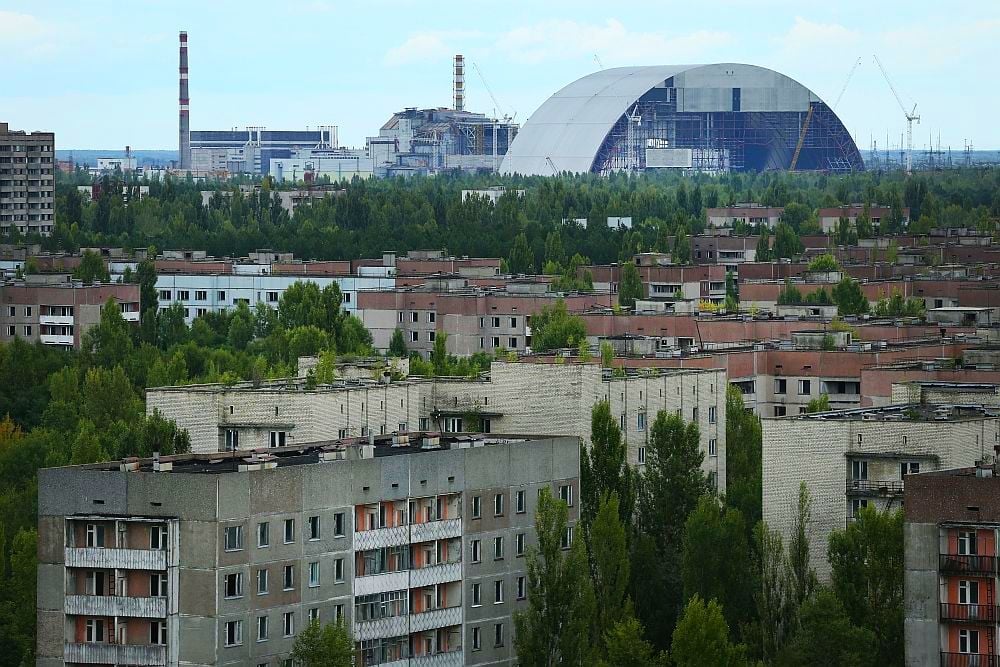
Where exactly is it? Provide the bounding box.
[903,521,941,667]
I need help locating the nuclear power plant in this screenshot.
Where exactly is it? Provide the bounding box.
[177,32,190,170]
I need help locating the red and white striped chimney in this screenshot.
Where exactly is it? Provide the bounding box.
[453,54,465,112]
[178,31,190,170]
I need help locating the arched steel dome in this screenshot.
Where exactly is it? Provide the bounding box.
[499,63,864,175]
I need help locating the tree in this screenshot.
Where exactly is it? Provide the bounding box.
[788,482,818,611]
[831,277,869,316]
[670,595,750,667]
[755,231,772,262]
[672,226,692,264]
[388,328,408,357]
[618,261,643,308]
[508,232,535,274]
[287,325,331,361]
[581,400,635,531]
[804,394,830,413]
[290,618,353,667]
[531,299,587,352]
[773,223,803,259]
[590,493,632,647]
[681,496,754,633]
[278,281,344,334]
[806,253,839,273]
[431,331,449,375]
[856,203,873,239]
[157,302,189,349]
[514,488,596,667]
[777,589,876,667]
[828,507,904,666]
[777,279,802,306]
[599,615,665,667]
[724,271,739,312]
[753,522,794,662]
[73,250,110,284]
[226,302,255,350]
[83,297,133,368]
[725,386,762,530]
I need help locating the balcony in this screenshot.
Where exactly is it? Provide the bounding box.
[941,603,998,623]
[845,479,905,496]
[39,314,74,326]
[941,653,999,667]
[354,570,409,597]
[65,594,167,618]
[354,613,409,642]
[121,309,140,322]
[409,606,462,634]
[40,333,74,346]
[65,547,167,571]
[410,561,461,588]
[64,642,166,665]
[410,519,462,544]
[355,525,409,551]
[411,649,464,667]
[940,554,998,576]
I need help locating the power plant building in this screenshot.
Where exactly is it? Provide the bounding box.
[500,63,864,176]
[189,127,338,175]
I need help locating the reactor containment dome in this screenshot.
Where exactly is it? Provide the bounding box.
[499,63,864,176]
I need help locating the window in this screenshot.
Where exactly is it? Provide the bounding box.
[308,516,320,541]
[428,312,436,323]
[159,290,171,301]
[6,306,12,317]
[398,312,404,323]
[515,532,525,556]
[256,615,269,642]
[561,526,574,549]
[494,622,504,647]
[900,461,920,477]
[24,306,31,316]
[491,316,500,328]
[638,446,646,464]
[959,530,978,556]
[494,493,504,516]
[709,439,718,456]
[308,562,320,587]
[178,290,190,301]
[284,518,295,543]
[494,536,504,560]
[411,312,419,323]
[150,620,166,645]
[224,429,239,451]
[472,495,481,518]
[257,568,269,595]
[774,378,787,394]
[774,406,786,417]
[494,579,504,603]
[429,331,436,342]
[516,489,526,514]
[225,620,242,647]
[217,290,226,301]
[308,608,320,624]
[798,379,811,395]
[283,565,295,590]
[492,336,500,348]
[471,539,481,563]
[851,498,869,517]
[257,522,269,548]
[472,582,481,606]
[851,460,868,481]
[510,317,517,328]
[266,291,279,303]
[23,325,31,336]
[517,575,526,600]
[334,512,345,537]
[620,413,626,430]
[959,580,980,605]
[150,572,167,597]
[195,290,207,300]
[149,525,167,550]
[224,572,243,598]
[5,326,13,337]
[559,484,574,507]
[637,411,646,431]
[708,406,717,423]
[692,407,699,422]
[268,431,286,448]
[283,612,294,637]
[509,337,518,348]
[959,629,980,654]
[224,525,243,551]
[85,618,105,642]
[472,626,481,650]
[335,557,345,582]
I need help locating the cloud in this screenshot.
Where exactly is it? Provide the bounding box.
[384,30,481,66]
[779,16,861,51]
[0,10,58,57]
[495,19,731,65]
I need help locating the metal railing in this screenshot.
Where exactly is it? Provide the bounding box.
[941,653,999,667]
[940,554,998,576]
[845,479,905,495]
[941,603,998,623]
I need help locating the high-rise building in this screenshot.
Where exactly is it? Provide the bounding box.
[36,433,580,666]
[0,122,55,235]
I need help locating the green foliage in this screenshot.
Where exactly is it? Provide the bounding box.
[290,618,353,667]
[725,387,762,530]
[777,589,877,667]
[670,595,751,667]
[828,507,904,666]
[599,615,666,667]
[508,231,535,274]
[831,277,870,316]
[388,328,408,358]
[581,401,635,531]
[514,488,596,666]
[805,394,831,413]
[590,493,633,658]
[755,232,772,262]
[773,222,803,259]
[530,299,587,352]
[806,253,839,273]
[873,289,925,318]
[618,261,643,308]
[776,279,802,306]
[600,341,614,368]
[72,249,110,284]
[753,522,795,662]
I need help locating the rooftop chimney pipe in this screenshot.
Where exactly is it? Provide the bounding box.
[178,31,191,170]
[453,55,465,112]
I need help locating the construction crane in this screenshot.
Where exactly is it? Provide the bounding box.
[873,54,920,175]
[788,105,815,171]
[471,61,514,122]
[832,56,863,110]
[594,54,605,70]
[625,104,642,172]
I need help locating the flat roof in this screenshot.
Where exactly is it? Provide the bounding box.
[782,403,1000,422]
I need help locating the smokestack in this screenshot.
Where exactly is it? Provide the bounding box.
[453,54,464,112]
[178,31,190,170]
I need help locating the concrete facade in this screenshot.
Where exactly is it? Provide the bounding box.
[37,434,580,667]
[146,361,727,488]
[0,122,55,236]
[763,404,998,581]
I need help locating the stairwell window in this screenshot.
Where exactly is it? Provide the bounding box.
[516,489,526,514]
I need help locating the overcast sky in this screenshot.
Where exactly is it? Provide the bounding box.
[2,0,997,151]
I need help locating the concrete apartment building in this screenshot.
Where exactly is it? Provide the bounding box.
[817,205,909,234]
[37,433,580,667]
[146,361,726,487]
[0,122,55,236]
[587,264,728,307]
[0,277,139,348]
[763,397,1000,580]
[904,464,1000,667]
[705,204,783,229]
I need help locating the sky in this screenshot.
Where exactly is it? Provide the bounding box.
[1,0,998,151]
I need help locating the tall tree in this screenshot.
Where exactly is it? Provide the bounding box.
[773,222,803,259]
[777,589,877,667]
[388,328,408,357]
[755,231,772,262]
[581,400,635,531]
[670,595,750,667]
[599,615,665,667]
[618,261,643,308]
[590,493,631,652]
[514,488,595,667]
[430,331,449,375]
[828,507,904,666]
[530,299,587,352]
[290,618,353,667]
[788,482,818,611]
[72,249,110,284]
[831,277,869,316]
[724,387,762,530]
[753,522,794,663]
[82,297,133,368]
[508,232,535,274]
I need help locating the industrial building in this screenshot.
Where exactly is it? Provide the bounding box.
[0,121,55,236]
[35,432,580,667]
[500,64,864,176]
[189,127,339,176]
